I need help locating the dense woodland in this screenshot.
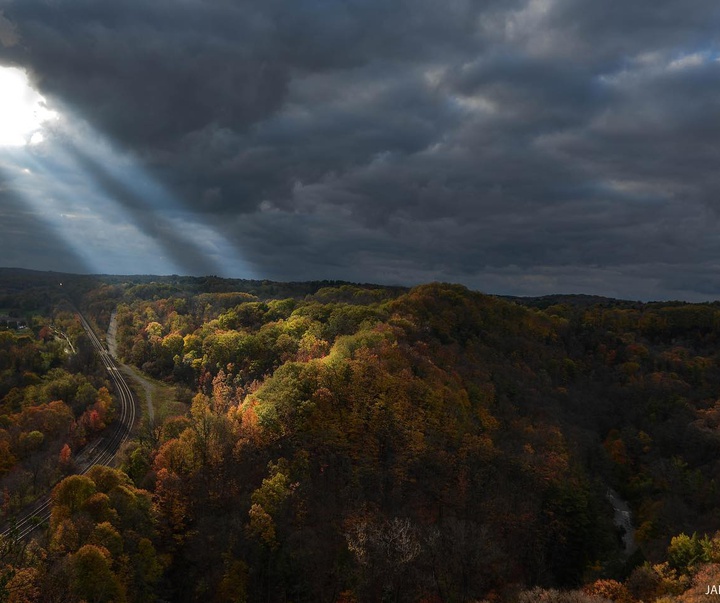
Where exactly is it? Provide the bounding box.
[1,269,720,601]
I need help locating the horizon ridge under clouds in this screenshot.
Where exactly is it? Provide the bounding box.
[1,0,720,301]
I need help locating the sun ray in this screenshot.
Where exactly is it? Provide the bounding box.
[0,88,255,278]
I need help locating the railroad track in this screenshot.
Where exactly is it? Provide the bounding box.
[0,311,137,540]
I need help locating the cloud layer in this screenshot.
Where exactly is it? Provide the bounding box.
[1,0,720,299]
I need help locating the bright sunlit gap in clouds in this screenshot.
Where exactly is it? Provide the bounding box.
[0,66,58,147]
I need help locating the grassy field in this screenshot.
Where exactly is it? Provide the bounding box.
[119,364,189,426]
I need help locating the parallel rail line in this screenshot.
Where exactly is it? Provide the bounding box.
[0,312,137,540]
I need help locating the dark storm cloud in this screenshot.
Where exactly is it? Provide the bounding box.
[2,0,720,299]
[537,0,720,63]
[0,0,495,148]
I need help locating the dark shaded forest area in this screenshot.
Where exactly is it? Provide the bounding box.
[1,268,720,602]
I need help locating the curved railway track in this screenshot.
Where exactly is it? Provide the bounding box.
[0,312,137,541]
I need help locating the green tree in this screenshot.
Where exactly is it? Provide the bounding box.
[667,532,704,574]
[70,544,124,603]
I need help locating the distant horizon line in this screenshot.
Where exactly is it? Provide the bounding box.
[0,264,713,306]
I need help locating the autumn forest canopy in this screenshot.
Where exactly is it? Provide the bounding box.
[1,268,720,601]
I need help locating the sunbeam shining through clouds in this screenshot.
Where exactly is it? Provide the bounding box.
[0,66,256,279]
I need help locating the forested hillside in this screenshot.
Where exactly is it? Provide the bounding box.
[2,271,720,602]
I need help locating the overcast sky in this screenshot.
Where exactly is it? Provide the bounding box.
[1,1,720,300]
